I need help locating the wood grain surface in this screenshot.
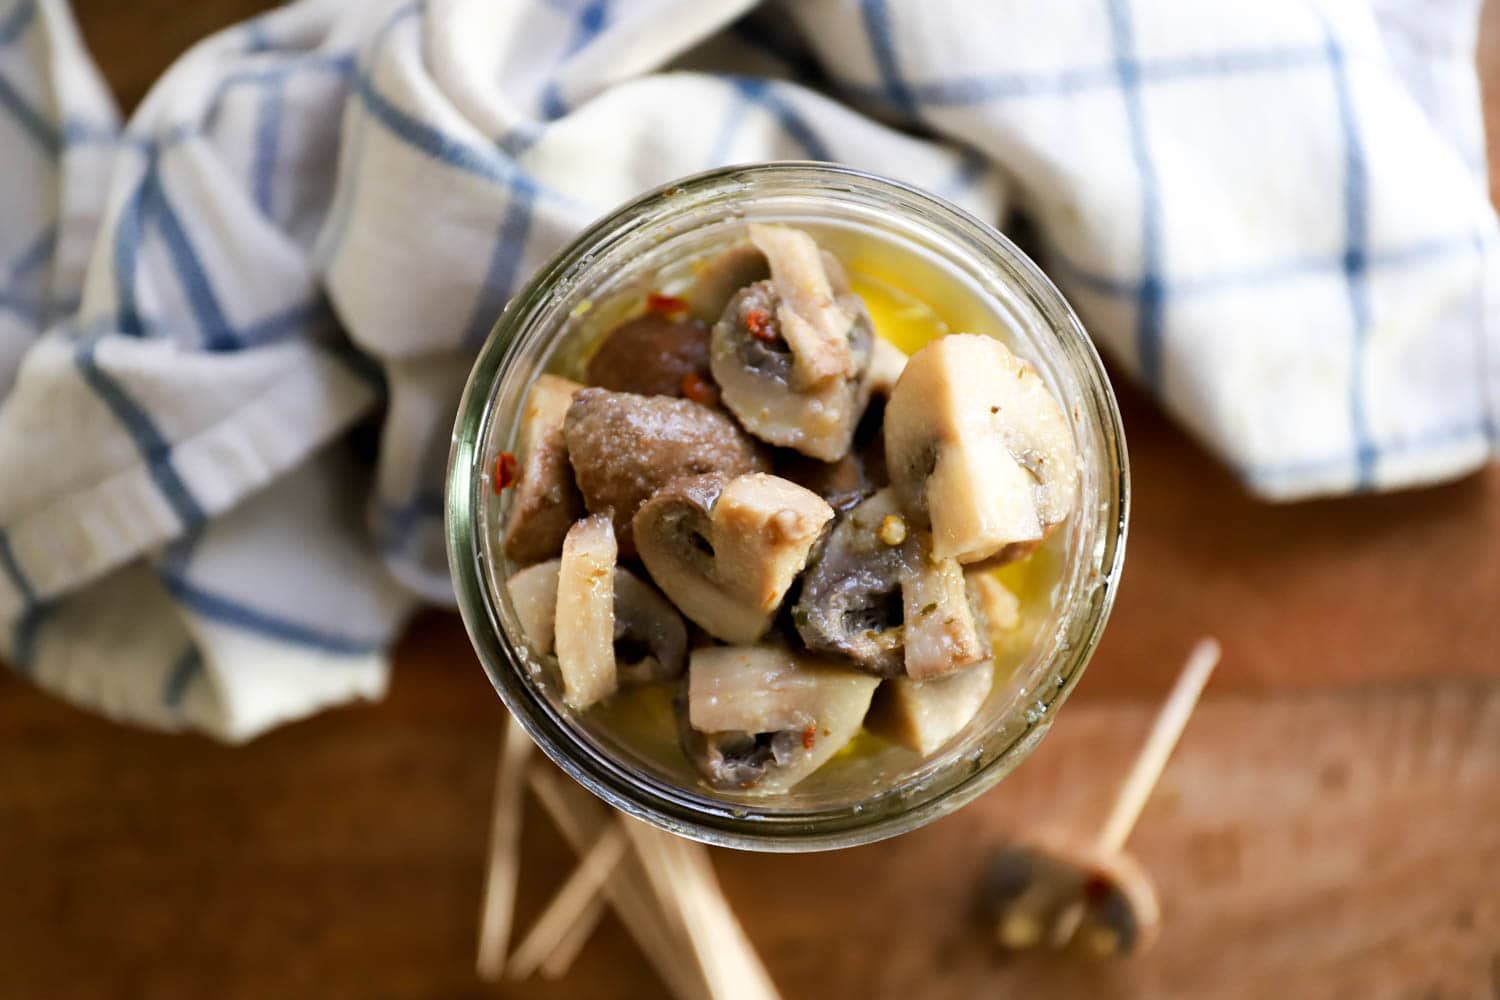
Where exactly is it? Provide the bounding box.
[4,3,1500,998]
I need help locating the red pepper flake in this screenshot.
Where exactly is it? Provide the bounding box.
[801,725,817,750]
[492,452,518,493]
[679,371,719,406]
[743,308,776,342]
[646,292,689,318]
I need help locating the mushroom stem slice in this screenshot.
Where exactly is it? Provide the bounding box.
[901,531,990,680]
[865,661,993,756]
[555,515,619,710]
[885,334,1079,565]
[634,473,834,645]
[748,223,855,386]
[508,559,561,653]
[968,570,1022,637]
[683,645,880,794]
[503,375,586,565]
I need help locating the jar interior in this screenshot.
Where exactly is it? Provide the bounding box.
[471,186,1115,824]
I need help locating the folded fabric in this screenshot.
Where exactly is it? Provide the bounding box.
[0,0,1494,739]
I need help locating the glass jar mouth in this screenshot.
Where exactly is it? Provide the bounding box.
[446,162,1129,852]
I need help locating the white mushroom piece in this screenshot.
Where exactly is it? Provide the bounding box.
[678,645,880,794]
[982,834,1160,958]
[885,333,1078,566]
[633,473,833,644]
[709,224,874,461]
[502,374,587,565]
[865,661,994,757]
[537,516,688,710]
[793,488,989,681]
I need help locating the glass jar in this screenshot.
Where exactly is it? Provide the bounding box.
[446,163,1128,852]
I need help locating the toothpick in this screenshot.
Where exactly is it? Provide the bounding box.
[507,820,629,979]
[1050,637,1220,949]
[528,767,708,1000]
[475,715,533,980]
[537,893,607,979]
[1097,637,1221,854]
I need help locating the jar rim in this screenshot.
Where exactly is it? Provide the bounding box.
[446,162,1129,852]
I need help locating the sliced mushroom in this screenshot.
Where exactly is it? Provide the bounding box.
[505,555,685,686]
[792,489,909,677]
[502,375,587,565]
[982,835,1160,958]
[585,311,713,399]
[507,559,560,652]
[901,529,990,680]
[865,337,909,399]
[562,388,767,554]
[865,660,993,756]
[634,473,833,644]
[885,334,1078,565]
[554,515,619,710]
[709,226,874,461]
[612,571,688,685]
[683,242,769,319]
[968,570,1021,637]
[679,645,879,794]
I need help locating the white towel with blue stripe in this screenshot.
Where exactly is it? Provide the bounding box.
[1,0,1495,740]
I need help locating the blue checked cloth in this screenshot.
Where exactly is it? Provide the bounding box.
[0,0,1495,739]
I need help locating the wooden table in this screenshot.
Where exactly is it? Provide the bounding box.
[4,4,1500,997]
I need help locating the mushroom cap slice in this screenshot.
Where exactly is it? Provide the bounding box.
[505,557,684,686]
[562,388,767,554]
[982,834,1160,958]
[634,473,834,645]
[865,660,993,756]
[508,559,561,653]
[503,375,587,565]
[792,489,909,677]
[709,227,874,462]
[612,571,687,686]
[885,334,1079,564]
[554,515,619,710]
[901,529,990,680]
[681,645,879,794]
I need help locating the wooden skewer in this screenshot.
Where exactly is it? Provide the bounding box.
[506,821,629,979]
[475,715,533,980]
[527,767,708,1000]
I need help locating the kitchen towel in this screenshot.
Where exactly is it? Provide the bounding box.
[0,0,1494,739]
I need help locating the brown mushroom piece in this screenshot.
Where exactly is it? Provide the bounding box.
[709,224,874,461]
[885,334,1078,566]
[584,310,713,399]
[791,489,909,677]
[865,659,993,756]
[507,555,686,686]
[900,529,991,680]
[633,473,833,644]
[562,388,766,554]
[981,836,1160,958]
[502,375,587,565]
[678,645,879,794]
